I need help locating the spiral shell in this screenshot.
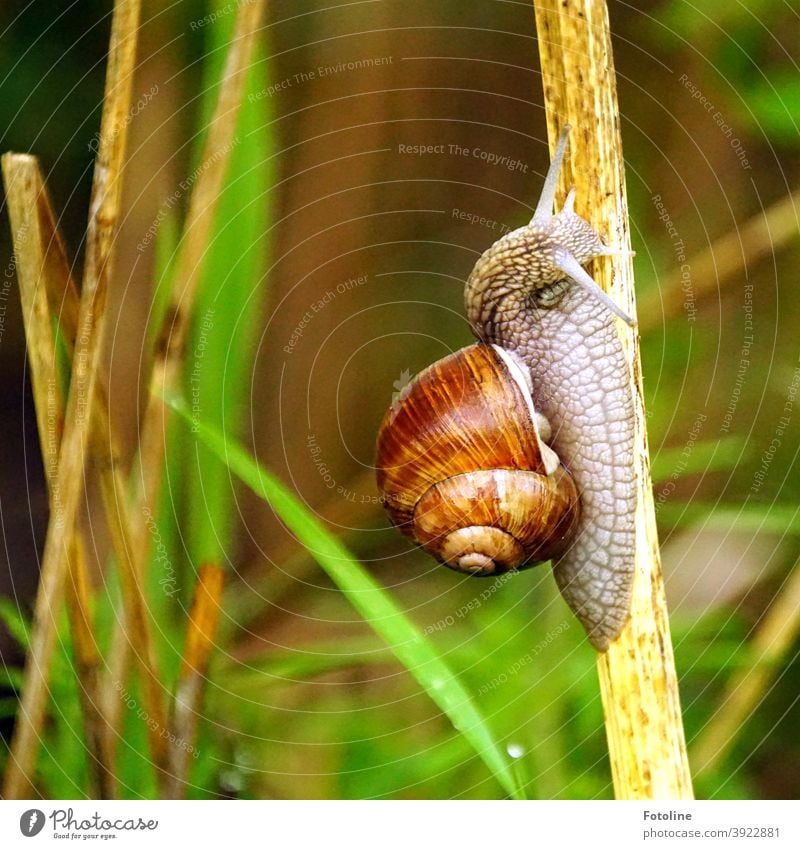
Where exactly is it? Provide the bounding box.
[376,343,579,576]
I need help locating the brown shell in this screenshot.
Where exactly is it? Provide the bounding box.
[375,343,579,574]
[414,468,578,575]
[377,343,549,527]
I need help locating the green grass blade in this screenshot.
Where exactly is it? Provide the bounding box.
[184,3,275,569]
[0,697,19,719]
[147,204,180,360]
[0,598,31,649]
[0,668,24,691]
[657,501,800,534]
[651,436,746,484]
[166,395,525,800]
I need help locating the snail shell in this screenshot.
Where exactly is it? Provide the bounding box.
[376,342,579,576]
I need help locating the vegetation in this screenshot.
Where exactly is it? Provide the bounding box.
[0,0,797,799]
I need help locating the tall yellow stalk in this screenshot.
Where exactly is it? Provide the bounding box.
[2,155,116,798]
[533,0,693,798]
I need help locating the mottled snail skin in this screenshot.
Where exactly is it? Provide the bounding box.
[465,126,636,650]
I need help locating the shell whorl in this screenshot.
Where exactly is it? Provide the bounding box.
[375,343,579,577]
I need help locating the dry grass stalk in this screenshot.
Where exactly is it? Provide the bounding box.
[638,188,800,331]
[101,0,266,775]
[691,557,800,780]
[1,155,115,797]
[2,151,167,791]
[77,0,172,783]
[533,0,693,798]
[1,0,146,799]
[145,0,266,395]
[163,564,225,798]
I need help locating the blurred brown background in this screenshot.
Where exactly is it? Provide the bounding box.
[1,0,798,796]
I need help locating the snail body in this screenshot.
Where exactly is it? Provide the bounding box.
[376,126,636,650]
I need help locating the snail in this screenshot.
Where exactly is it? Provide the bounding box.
[376,125,636,651]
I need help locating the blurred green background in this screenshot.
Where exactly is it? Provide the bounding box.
[0,0,798,799]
